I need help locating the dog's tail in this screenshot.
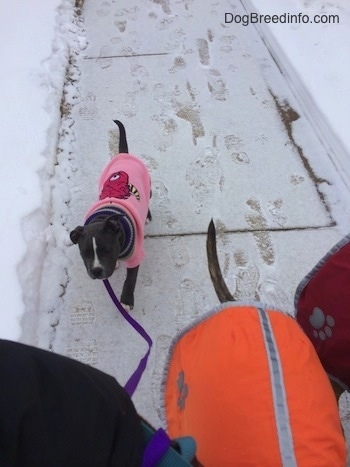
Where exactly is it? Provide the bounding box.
[113,120,129,153]
[206,219,234,303]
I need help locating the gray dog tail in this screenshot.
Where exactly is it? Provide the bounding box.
[113,120,129,153]
[207,219,234,303]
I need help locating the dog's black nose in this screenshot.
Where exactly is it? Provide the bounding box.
[91,267,103,279]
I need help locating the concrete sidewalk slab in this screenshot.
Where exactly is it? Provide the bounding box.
[33,0,349,438]
[74,0,333,234]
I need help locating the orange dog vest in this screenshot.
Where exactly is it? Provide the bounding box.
[164,304,345,466]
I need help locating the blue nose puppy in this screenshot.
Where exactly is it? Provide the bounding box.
[70,120,151,310]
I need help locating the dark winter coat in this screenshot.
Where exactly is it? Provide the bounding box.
[0,339,143,466]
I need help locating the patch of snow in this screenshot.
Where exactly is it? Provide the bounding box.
[241,0,350,190]
[0,0,65,339]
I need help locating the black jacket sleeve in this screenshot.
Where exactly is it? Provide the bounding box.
[0,339,143,467]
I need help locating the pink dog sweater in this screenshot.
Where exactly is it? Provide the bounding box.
[85,153,151,269]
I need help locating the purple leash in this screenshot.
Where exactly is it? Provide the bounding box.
[103,278,153,397]
[103,279,189,466]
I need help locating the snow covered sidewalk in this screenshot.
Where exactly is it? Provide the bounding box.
[16,0,350,447]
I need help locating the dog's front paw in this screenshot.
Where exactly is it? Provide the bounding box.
[121,303,132,312]
[120,291,134,311]
[121,267,138,311]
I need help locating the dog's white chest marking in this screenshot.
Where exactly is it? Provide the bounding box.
[92,237,102,269]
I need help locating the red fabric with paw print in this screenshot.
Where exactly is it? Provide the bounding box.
[295,233,350,390]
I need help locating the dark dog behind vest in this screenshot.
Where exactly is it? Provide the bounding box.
[161,220,346,465]
[206,219,344,404]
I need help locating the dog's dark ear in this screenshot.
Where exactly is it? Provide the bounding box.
[104,214,122,234]
[70,226,84,244]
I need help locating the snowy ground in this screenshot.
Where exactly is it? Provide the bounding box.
[1,0,350,458]
[246,0,350,186]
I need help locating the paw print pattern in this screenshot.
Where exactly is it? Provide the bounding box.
[309,307,335,340]
[177,370,188,411]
